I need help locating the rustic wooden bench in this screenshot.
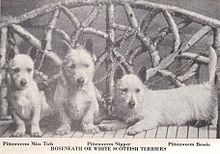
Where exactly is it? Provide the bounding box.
[0,0,220,138]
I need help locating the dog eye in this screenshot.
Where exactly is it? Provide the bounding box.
[13,68,20,73]
[84,64,89,68]
[121,88,128,93]
[69,64,76,69]
[136,88,141,93]
[27,68,32,73]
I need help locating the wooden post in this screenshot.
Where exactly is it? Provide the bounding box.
[0,0,1,22]
[0,28,8,118]
[105,3,115,106]
[213,28,220,138]
[0,0,1,20]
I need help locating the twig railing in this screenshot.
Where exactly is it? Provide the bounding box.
[0,0,220,138]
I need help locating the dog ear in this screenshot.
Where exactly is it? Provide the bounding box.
[84,39,93,53]
[59,68,68,87]
[4,63,9,72]
[138,66,147,83]
[63,40,73,53]
[8,49,17,60]
[114,65,126,83]
[84,39,97,62]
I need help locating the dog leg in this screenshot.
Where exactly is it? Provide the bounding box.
[11,111,26,137]
[31,104,42,137]
[127,119,157,135]
[98,120,128,131]
[81,102,100,134]
[127,120,145,135]
[194,120,211,127]
[56,107,71,135]
[125,115,144,126]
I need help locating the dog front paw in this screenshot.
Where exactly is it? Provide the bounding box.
[194,120,211,127]
[82,124,100,134]
[98,120,128,131]
[31,126,42,137]
[56,124,71,135]
[98,123,114,131]
[13,127,26,137]
[125,118,135,125]
[127,126,141,136]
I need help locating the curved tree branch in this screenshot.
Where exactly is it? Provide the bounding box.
[60,5,81,29]
[153,20,190,47]
[1,0,220,29]
[177,63,199,82]
[162,10,181,53]
[10,24,62,66]
[70,4,103,47]
[179,26,212,53]
[157,70,185,87]
[141,9,160,33]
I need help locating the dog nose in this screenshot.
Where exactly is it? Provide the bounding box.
[77,77,85,84]
[128,101,135,109]
[20,79,27,86]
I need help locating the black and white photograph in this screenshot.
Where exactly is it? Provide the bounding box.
[1,1,220,150]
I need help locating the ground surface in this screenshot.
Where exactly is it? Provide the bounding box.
[0,120,217,138]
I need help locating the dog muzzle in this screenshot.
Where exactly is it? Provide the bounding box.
[128,101,135,109]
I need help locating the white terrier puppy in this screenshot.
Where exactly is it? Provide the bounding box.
[7,54,49,137]
[54,40,100,135]
[99,46,218,135]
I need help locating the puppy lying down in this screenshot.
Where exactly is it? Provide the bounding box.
[99,46,218,135]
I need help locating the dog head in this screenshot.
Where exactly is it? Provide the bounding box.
[8,54,34,90]
[114,73,145,112]
[61,40,95,88]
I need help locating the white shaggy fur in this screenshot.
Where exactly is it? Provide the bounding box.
[99,46,218,135]
[7,54,49,137]
[54,43,100,135]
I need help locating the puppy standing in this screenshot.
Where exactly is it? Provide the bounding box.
[7,54,49,137]
[54,40,100,135]
[99,46,218,135]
